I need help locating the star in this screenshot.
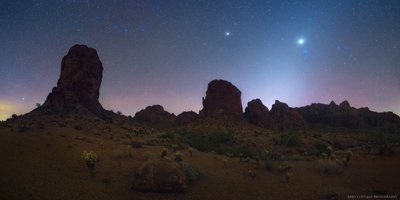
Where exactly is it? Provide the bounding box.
[225,32,231,36]
[298,38,305,45]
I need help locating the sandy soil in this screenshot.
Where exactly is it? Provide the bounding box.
[0,126,399,200]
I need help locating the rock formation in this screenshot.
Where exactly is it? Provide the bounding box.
[134,105,175,127]
[244,99,276,129]
[133,160,188,192]
[41,44,104,115]
[175,111,199,125]
[296,100,400,129]
[200,80,243,117]
[270,100,306,129]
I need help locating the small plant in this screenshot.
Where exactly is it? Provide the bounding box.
[280,131,303,147]
[179,160,201,181]
[318,160,343,175]
[321,152,328,160]
[222,158,228,168]
[326,146,332,159]
[127,145,133,157]
[263,149,271,159]
[172,144,179,152]
[239,153,244,163]
[35,103,41,108]
[343,151,352,166]
[248,170,257,179]
[175,151,183,162]
[285,172,293,184]
[161,147,168,159]
[81,151,98,176]
[188,147,194,156]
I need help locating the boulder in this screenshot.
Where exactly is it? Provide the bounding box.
[270,100,306,129]
[200,80,243,117]
[244,99,276,129]
[41,44,104,115]
[134,160,188,192]
[134,105,175,127]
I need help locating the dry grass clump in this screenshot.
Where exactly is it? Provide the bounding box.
[317,160,344,175]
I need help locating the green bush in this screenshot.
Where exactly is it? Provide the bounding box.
[179,161,201,181]
[81,151,98,165]
[209,131,234,144]
[280,131,303,147]
[317,160,343,175]
[81,150,98,176]
[163,130,235,153]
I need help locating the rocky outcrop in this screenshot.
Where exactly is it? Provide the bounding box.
[296,100,400,129]
[41,44,104,115]
[133,160,188,192]
[244,99,276,129]
[200,80,243,117]
[175,111,199,125]
[270,100,306,129]
[134,105,175,127]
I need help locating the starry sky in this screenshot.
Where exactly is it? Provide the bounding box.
[1,0,400,120]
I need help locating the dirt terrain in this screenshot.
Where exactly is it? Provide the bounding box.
[0,123,399,200]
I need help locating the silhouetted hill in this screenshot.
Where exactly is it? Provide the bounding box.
[296,101,400,130]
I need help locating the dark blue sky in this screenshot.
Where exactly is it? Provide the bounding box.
[1,0,399,120]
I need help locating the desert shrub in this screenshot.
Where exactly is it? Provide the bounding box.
[179,161,201,181]
[209,131,234,144]
[248,170,257,178]
[165,130,235,153]
[223,145,257,158]
[188,147,194,156]
[81,151,98,164]
[175,151,184,162]
[81,151,98,176]
[317,160,343,175]
[309,141,328,156]
[280,131,303,147]
[285,172,293,183]
[161,147,169,159]
[127,145,134,157]
[343,151,352,166]
[183,134,217,152]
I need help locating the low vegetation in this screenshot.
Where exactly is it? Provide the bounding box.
[81,150,98,176]
[317,160,343,175]
[280,131,303,147]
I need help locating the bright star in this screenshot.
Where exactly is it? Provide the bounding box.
[298,38,305,45]
[225,32,230,36]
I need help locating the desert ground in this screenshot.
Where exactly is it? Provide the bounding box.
[1,117,399,200]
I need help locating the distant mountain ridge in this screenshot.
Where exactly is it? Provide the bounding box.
[7,44,400,131]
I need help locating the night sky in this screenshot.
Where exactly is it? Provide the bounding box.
[1,0,400,120]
